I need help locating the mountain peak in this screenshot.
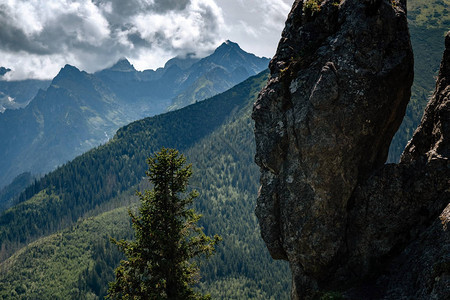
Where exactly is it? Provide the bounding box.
[51,64,83,85]
[217,40,242,52]
[164,53,199,70]
[59,64,81,75]
[225,40,238,46]
[109,58,136,72]
[209,40,246,61]
[0,67,11,77]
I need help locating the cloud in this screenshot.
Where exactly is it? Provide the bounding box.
[0,0,111,54]
[151,0,191,13]
[215,0,292,59]
[0,0,225,80]
[0,0,291,80]
[0,7,49,54]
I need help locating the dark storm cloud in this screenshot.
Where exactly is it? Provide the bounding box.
[92,0,191,21]
[198,2,220,33]
[92,0,142,18]
[0,0,214,57]
[0,0,225,79]
[127,32,152,48]
[0,0,291,80]
[151,0,191,13]
[0,8,50,54]
[0,2,113,55]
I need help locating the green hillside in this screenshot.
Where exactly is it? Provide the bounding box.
[408,0,450,28]
[388,0,448,161]
[0,71,290,299]
[0,208,131,299]
[0,173,34,212]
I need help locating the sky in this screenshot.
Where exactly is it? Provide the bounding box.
[0,0,293,80]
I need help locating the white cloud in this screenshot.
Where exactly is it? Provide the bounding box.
[0,52,69,81]
[215,0,292,59]
[0,0,292,80]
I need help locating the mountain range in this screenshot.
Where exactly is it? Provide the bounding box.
[0,70,291,299]
[0,41,269,190]
[0,79,50,113]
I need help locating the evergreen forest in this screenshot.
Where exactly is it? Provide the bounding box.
[0,71,291,299]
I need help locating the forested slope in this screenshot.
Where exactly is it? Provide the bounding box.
[0,71,290,299]
[388,0,449,161]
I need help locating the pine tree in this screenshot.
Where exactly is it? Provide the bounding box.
[107,148,221,299]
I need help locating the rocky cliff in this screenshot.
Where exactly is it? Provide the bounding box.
[252,0,449,298]
[343,31,450,299]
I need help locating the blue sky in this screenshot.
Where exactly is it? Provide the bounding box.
[0,0,292,80]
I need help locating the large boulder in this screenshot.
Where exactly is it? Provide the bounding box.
[252,0,413,298]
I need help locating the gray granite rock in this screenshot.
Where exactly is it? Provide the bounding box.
[252,0,413,298]
[254,11,450,296]
[343,31,450,299]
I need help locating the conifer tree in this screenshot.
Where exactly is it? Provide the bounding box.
[107,148,220,299]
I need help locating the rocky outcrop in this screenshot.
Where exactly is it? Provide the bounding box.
[343,31,450,299]
[252,0,413,298]
[253,0,449,299]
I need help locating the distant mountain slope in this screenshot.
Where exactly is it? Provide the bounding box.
[0,71,268,250]
[94,58,172,116]
[168,40,270,110]
[388,0,449,161]
[0,42,269,190]
[408,0,450,28]
[0,173,34,213]
[0,65,134,191]
[0,79,50,113]
[0,70,290,299]
[0,67,10,76]
[95,40,269,112]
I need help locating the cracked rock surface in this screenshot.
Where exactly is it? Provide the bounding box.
[253,0,449,299]
[253,0,413,297]
[344,31,450,299]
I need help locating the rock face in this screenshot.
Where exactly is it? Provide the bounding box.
[343,31,450,298]
[252,0,414,298]
[253,0,450,298]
